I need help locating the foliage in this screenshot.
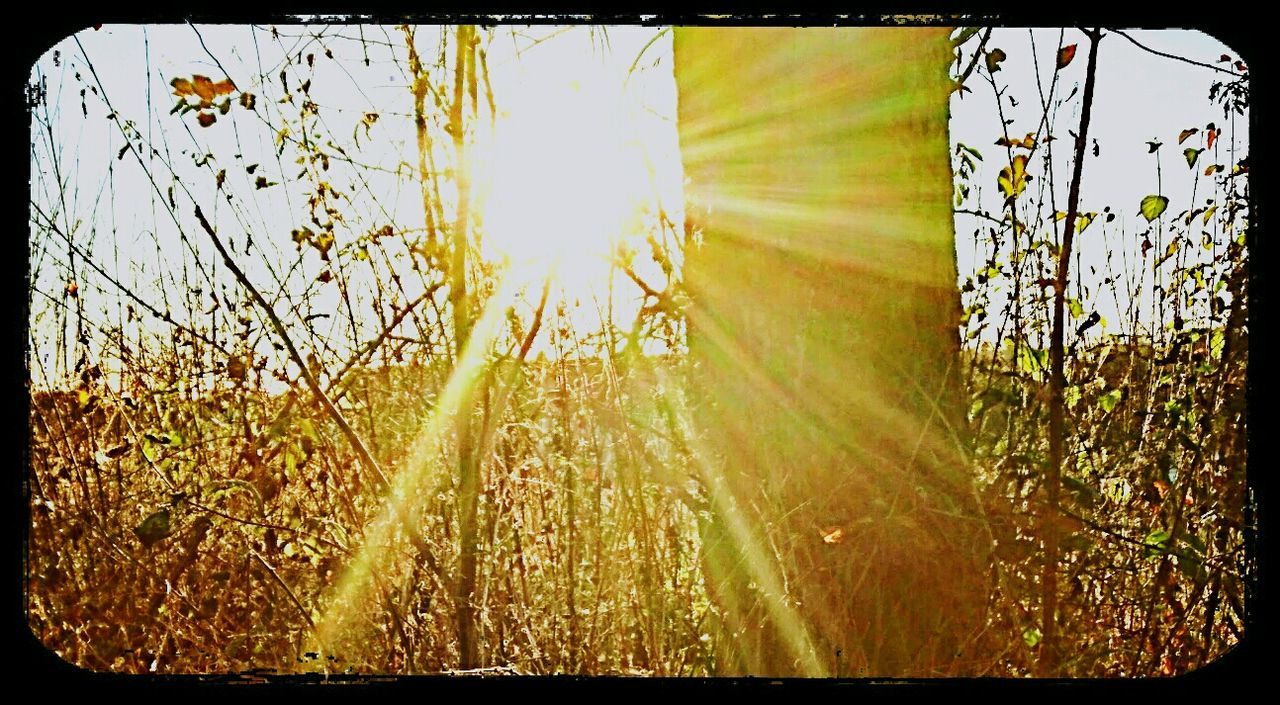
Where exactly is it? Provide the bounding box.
[25,25,1248,677]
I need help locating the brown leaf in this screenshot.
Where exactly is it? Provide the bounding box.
[170,77,194,96]
[820,526,844,545]
[1177,128,1198,145]
[213,78,237,96]
[192,75,217,101]
[1057,44,1077,69]
[196,111,216,128]
[239,92,256,111]
[227,356,247,381]
[1206,126,1218,150]
[985,47,1007,74]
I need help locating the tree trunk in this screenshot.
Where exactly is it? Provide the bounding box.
[448,24,482,670]
[675,26,991,677]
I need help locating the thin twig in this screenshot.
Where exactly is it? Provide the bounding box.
[251,547,317,630]
[192,206,391,493]
[1109,29,1240,76]
[954,27,994,90]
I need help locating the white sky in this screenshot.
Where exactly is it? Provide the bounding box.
[27,25,1247,387]
[950,28,1248,344]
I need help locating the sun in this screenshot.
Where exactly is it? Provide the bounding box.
[471,30,681,326]
[477,80,640,288]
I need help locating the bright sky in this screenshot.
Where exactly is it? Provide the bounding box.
[27,25,1247,388]
[950,28,1248,344]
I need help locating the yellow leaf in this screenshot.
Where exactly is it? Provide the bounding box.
[998,154,1030,201]
[820,526,844,545]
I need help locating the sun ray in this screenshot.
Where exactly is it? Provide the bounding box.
[312,261,542,661]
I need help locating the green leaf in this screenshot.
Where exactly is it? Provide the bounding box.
[133,509,172,547]
[298,418,320,444]
[1210,329,1225,359]
[1184,147,1203,168]
[951,27,981,46]
[1139,195,1169,222]
[986,48,1007,74]
[956,142,984,161]
[1144,528,1172,548]
[1067,297,1085,319]
[1017,346,1048,377]
[1075,212,1096,234]
[1064,385,1082,409]
[1023,627,1042,648]
[1098,389,1122,412]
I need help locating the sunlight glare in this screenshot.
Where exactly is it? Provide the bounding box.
[477,69,638,290]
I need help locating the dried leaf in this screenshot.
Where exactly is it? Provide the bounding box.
[1057,44,1078,69]
[986,48,1007,74]
[820,526,844,545]
[196,111,216,128]
[1177,128,1198,145]
[192,74,217,101]
[170,77,194,96]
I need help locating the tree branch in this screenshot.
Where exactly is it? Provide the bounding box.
[1109,29,1240,76]
[192,206,390,493]
[1043,26,1102,678]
